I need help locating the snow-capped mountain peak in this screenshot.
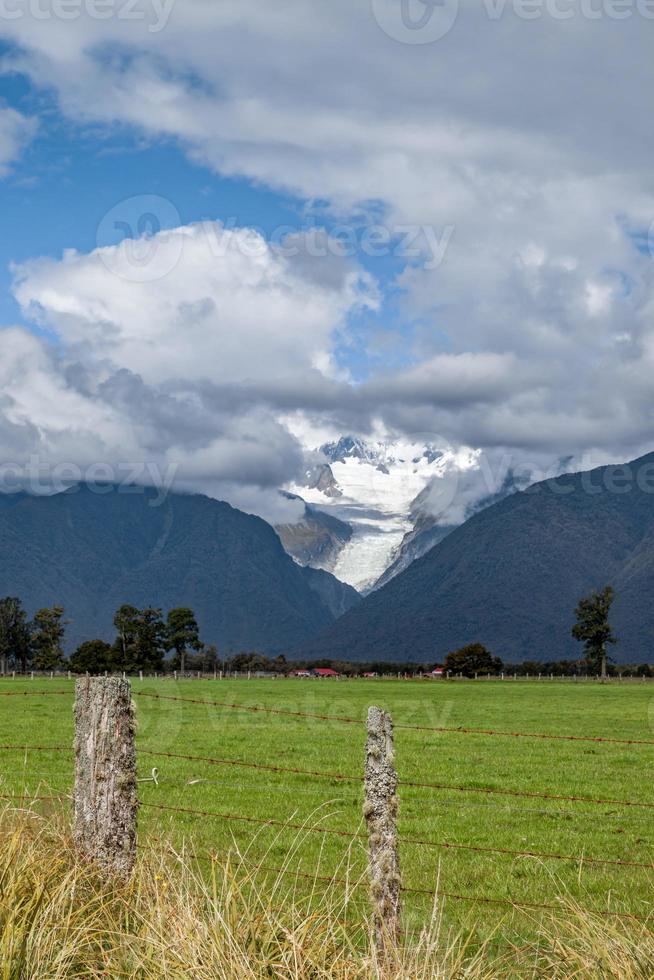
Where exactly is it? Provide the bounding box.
[285,436,475,592]
[321,435,444,471]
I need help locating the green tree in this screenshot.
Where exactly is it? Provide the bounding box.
[69,639,114,674]
[572,585,617,679]
[113,605,168,672]
[443,643,503,678]
[31,606,66,671]
[200,643,219,673]
[133,607,168,672]
[113,604,140,668]
[166,607,202,675]
[0,596,31,675]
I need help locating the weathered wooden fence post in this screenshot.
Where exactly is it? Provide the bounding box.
[364,705,402,955]
[74,676,137,878]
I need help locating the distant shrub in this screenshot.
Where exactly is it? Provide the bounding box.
[69,639,115,674]
[444,643,503,678]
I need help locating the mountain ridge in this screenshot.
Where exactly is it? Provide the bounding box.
[296,452,654,663]
[0,484,359,653]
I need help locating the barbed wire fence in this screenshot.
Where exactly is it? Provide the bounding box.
[1,679,654,953]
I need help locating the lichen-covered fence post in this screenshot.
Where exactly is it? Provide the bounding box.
[74,676,138,878]
[364,705,402,955]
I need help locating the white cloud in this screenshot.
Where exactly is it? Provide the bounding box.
[1,222,376,520]
[13,221,377,386]
[1,1,654,497]
[0,106,36,175]
[0,321,312,521]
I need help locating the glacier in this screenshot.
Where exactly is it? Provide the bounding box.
[286,437,477,592]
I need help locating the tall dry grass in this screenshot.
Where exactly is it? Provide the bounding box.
[0,805,653,978]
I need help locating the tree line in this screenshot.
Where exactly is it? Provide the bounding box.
[0,598,210,674]
[434,585,620,678]
[435,585,620,677]
[293,586,623,679]
[0,584,630,677]
[247,583,630,679]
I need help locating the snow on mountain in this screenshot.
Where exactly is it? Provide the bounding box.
[286,436,479,592]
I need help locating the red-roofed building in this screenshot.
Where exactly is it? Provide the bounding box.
[312,668,340,678]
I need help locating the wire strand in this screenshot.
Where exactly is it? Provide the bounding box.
[0,691,71,698]
[147,845,651,924]
[141,801,654,870]
[138,747,654,811]
[134,692,654,746]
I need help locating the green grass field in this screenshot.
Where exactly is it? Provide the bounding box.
[2,676,654,953]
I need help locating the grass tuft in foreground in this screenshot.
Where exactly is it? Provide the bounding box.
[1,806,653,979]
